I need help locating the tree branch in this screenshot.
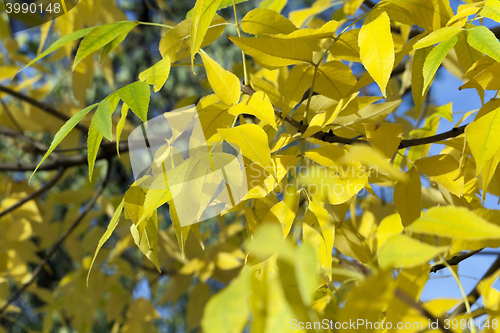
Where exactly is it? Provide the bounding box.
[0,160,111,315]
[0,167,66,219]
[395,288,454,333]
[449,254,500,317]
[240,83,467,149]
[0,85,89,133]
[430,249,483,273]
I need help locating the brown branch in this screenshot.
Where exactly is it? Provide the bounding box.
[0,126,48,153]
[241,83,467,149]
[449,254,500,317]
[0,167,66,219]
[0,85,89,133]
[0,160,111,315]
[430,249,483,273]
[395,288,454,333]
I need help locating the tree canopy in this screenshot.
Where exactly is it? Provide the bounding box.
[2,0,500,332]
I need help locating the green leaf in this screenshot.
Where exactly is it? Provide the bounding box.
[30,103,99,182]
[100,29,132,61]
[406,206,500,240]
[467,26,500,63]
[190,0,222,67]
[87,119,104,182]
[413,27,462,50]
[116,103,129,157]
[422,36,458,93]
[18,27,95,74]
[73,21,138,71]
[92,99,112,141]
[117,81,151,123]
[87,198,125,286]
[139,56,171,93]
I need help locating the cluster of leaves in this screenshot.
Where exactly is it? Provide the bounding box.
[3,0,500,332]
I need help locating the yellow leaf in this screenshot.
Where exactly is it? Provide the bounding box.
[241,8,297,35]
[218,124,272,170]
[228,91,277,129]
[159,15,227,63]
[200,51,241,106]
[338,270,395,331]
[378,234,448,269]
[394,167,421,227]
[376,213,404,251]
[187,283,211,331]
[466,105,500,175]
[358,12,394,97]
[304,144,347,168]
[364,122,403,159]
[314,61,357,101]
[378,0,454,32]
[190,0,222,66]
[406,206,500,240]
[412,46,433,117]
[201,267,251,333]
[481,150,500,203]
[228,35,314,70]
[482,0,500,23]
[415,154,464,197]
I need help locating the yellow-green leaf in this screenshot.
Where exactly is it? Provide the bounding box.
[18,26,95,74]
[467,26,500,63]
[228,91,277,129]
[73,21,138,70]
[218,124,272,170]
[87,119,104,182]
[466,105,500,175]
[200,51,241,106]
[228,35,313,70]
[412,46,433,117]
[118,81,150,123]
[406,206,500,239]
[87,198,125,286]
[413,27,462,50]
[131,209,161,271]
[201,267,251,333]
[358,12,394,97]
[116,103,129,157]
[378,234,448,269]
[241,8,297,35]
[30,103,99,181]
[190,0,222,66]
[92,99,112,141]
[139,56,171,93]
[482,0,500,23]
[422,36,458,93]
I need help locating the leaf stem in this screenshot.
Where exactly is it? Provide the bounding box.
[232,0,248,86]
[137,21,174,29]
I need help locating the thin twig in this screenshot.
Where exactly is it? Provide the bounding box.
[0,160,111,315]
[0,167,66,219]
[430,249,483,273]
[0,85,89,133]
[0,126,48,153]
[395,288,454,333]
[449,255,500,317]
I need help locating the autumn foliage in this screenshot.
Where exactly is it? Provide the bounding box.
[2,0,500,332]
